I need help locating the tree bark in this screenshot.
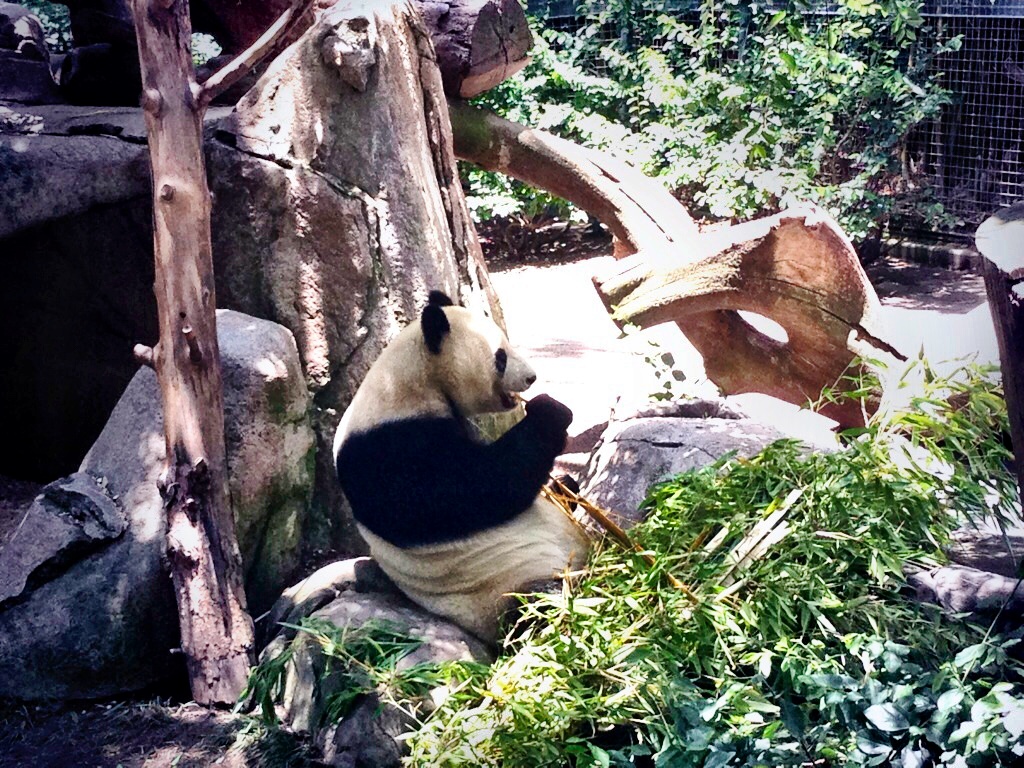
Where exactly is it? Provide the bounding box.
[211,0,503,557]
[127,0,257,706]
[450,101,901,428]
[976,203,1024,499]
[417,0,532,97]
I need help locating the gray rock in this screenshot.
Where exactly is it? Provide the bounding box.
[947,529,1024,579]
[0,310,315,700]
[318,695,409,768]
[0,473,126,606]
[0,91,495,557]
[580,399,787,527]
[908,564,1024,620]
[262,559,490,751]
[0,4,48,60]
[0,52,60,104]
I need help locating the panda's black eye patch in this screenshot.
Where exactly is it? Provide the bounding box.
[495,348,508,376]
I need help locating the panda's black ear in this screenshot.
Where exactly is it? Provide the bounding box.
[427,290,454,307]
[422,303,450,354]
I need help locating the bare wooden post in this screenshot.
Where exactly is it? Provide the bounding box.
[127,0,253,706]
[976,203,1024,500]
[128,0,311,705]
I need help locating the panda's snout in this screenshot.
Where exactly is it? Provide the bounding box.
[504,354,537,392]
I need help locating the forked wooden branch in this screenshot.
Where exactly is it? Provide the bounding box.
[450,101,903,428]
[197,0,315,107]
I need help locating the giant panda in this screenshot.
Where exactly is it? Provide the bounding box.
[333,290,590,641]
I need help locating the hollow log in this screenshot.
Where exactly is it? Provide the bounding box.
[450,101,902,428]
[594,208,905,427]
[211,0,502,556]
[976,203,1024,498]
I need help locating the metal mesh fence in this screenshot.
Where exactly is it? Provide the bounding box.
[917,9,1024,235]
[526,0,1024,239]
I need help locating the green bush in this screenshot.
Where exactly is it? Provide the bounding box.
[467,0,960,240]
[403,364,1021,766]
[243,366,1021,766]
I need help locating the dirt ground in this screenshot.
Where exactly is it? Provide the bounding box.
[0,226,997,767]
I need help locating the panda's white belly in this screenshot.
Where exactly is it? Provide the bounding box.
[358,497,590,641]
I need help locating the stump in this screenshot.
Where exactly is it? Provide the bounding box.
[211,0,501,554]
[975,203,1024,498]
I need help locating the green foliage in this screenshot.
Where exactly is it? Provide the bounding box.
[241,367,1020,768]
[240,618,488,730]
[404,363,1021,766]
[468,0,961,239]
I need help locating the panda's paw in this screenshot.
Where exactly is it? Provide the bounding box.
[526,394,573,436]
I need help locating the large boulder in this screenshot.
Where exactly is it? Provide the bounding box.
[0,310,315,700]
[580,399,794,527]
[258,558,491,767]
[0,85,496,555]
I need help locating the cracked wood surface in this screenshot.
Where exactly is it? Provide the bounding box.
[594,208,905,428]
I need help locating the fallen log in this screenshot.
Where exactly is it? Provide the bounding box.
[594,208,905,427]
[975,203,1024,498]
[450,101,903,428]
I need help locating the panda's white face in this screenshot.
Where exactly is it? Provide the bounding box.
[430,307,536,416]
[335,296,537,442]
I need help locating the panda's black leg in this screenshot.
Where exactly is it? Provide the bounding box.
[547,474,579,511]
[497,577,565,643]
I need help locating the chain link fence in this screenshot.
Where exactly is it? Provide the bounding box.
[525,0,1024,240]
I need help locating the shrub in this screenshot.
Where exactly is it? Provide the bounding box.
[467,0,961,240]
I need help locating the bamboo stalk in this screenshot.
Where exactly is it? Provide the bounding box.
[544,476,699,602]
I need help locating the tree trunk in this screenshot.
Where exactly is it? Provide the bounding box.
[128,0,253,706]
[209,0,502,557]
[976,203,1024,499]
[451,101,901,428]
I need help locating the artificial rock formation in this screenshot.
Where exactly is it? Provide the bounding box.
[0,0,500,557]
[211,0,501,551]
[0,310,314,701]
[580,400,794,527]
[259,558,491,766]
[0,3,60,104]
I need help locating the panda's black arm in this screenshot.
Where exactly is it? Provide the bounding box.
[337,399,568,547]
